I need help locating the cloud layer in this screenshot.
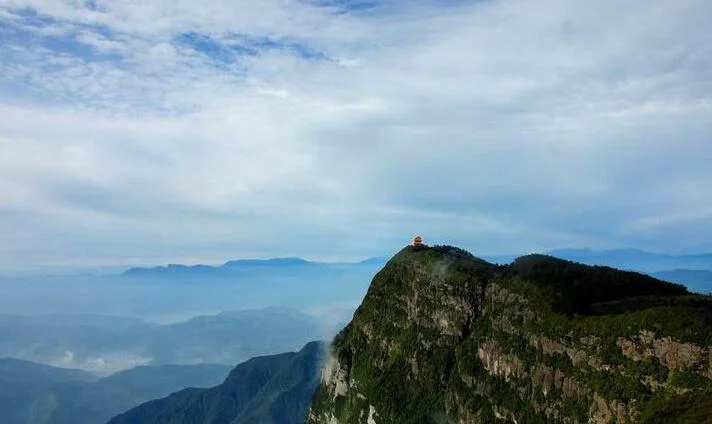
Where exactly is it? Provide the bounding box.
[1,0,711,271]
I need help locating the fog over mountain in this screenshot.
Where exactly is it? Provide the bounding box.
[0,259,365,422]
[0,307,329,374]
[0,257,378,380]
[0,260,380,322]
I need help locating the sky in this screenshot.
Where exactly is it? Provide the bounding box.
[1,0,711,272]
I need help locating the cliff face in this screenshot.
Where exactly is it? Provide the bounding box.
[307,246,712,424]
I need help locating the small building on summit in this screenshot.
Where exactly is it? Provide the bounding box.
[412,235,424,246]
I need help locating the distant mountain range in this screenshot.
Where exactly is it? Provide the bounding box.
[123,250,712,294]
[652,269,712,294]
[123,257,385,277]
[0,262,376,322]
[125,249,712,277]
[0,308,324,373]
[224,257,315,268]
[0,358,231,424]
[546,248,712,272]
[109,341,324,424]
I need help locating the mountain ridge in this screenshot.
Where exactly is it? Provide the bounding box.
[486,248,712,273]
[122,257,384,277]
[108,341,325,424]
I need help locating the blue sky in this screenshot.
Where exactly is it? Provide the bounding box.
[1,0,711,271]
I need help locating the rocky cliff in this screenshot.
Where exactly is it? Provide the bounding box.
[307,245,712,424]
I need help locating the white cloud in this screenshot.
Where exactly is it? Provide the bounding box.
[1,0,711,270]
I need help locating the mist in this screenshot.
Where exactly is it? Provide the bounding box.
[0,264,378,323]
[0,261,381,374]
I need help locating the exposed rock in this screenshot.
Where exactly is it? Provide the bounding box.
[589,394,633,424]
[618,331,707,371]
[478,340,526,381]
[366,405,377,424]
[531,335,601,370]
[531,365,588,399]
[652,337,705,371]
[617,338,643,361]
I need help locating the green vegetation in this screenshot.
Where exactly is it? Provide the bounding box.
[309,245,712,424]
[507,254,688,315]
[640,392,712,424]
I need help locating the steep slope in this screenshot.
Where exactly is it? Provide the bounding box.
[109,341,325,424]
[308,245,712,424]
[42,363,232,424]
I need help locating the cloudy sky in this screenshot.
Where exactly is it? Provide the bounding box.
[1,0,711,271]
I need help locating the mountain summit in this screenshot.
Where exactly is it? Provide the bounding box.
[307,245,712,424]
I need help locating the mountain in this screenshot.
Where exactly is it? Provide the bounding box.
[0,257,380,320]
[546,248,712,273]
[653,269,712,294]
[308,245,712,424]
[123,264,231,278]
[487,248,712,293]
[0,358,97,387]
[0,308,322,373]
[0,359,96,424]
[223,258,314,268]
[358,257,388,266]
[0,359,230,424]
[109,341,325,424]
[150,308,323,365]
[123,257,342,277]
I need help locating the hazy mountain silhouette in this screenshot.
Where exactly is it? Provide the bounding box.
[0,358,231,424]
